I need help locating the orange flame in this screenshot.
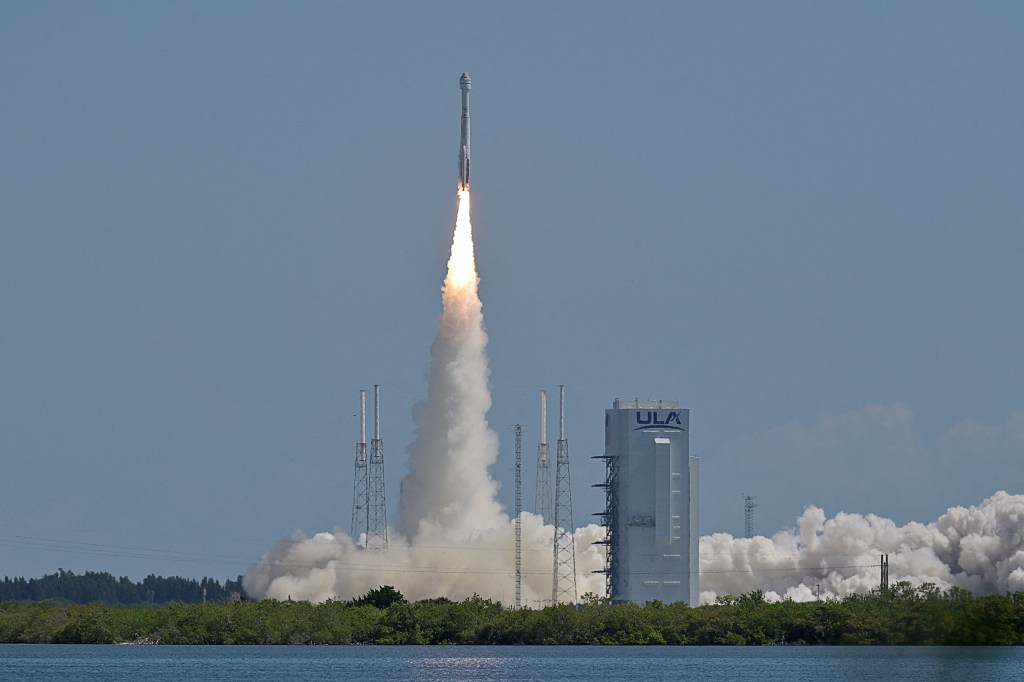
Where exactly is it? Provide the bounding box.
[444,190,476,292]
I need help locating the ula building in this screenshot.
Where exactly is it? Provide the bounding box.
[596,399,699,605]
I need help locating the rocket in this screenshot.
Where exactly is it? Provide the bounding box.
[458,72,471,190]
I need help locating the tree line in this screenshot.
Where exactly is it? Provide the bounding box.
[3,581,1024,645]
[0,570,244,605]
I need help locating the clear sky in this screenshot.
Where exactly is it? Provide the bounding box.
[2,2,1022,581]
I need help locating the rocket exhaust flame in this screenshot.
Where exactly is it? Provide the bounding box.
[445,190,476,292]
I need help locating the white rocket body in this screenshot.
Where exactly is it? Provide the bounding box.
[458,73,471,189]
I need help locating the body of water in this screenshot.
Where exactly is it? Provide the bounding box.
[1,644,1021,681]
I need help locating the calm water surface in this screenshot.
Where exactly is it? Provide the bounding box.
[1,644,1021,681]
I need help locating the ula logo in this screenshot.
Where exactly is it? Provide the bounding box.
[633,411,685,431]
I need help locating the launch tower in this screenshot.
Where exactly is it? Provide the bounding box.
[598,399,699,605]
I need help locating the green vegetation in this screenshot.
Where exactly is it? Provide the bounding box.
[0,570,244,605]
[3,582,1024,645]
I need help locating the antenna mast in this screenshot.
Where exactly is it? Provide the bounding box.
[535,390,552,524]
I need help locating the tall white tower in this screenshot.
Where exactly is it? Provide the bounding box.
[351,389,368,544]
[534,390,552,524]
[601,399,699,605]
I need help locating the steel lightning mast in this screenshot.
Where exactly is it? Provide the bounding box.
[366,384,388,552]
[552,385,577,603]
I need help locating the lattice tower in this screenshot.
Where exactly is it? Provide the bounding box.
[351,389,369,545]
[366,384,388,552]
[744,495,757,539]
[552,385,578,603]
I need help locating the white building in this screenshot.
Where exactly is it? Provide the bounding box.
[599,399,699,605]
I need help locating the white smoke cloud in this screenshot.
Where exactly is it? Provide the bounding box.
[242,514,605,605]
[244,191,604,605]
[700,491,1024,603]
[396,195,502,539]
[244,191,1024,606]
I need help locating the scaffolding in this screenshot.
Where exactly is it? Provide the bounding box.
[592,452,619,600]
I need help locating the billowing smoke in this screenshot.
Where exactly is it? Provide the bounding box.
[243,190,1024,606]
[700,491,1024,603]
[242,512,606,605]
[244,191,605,604]
[396,189,503,539]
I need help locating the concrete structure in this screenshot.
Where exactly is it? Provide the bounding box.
[597,399,699,605]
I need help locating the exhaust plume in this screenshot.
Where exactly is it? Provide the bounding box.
[244,190,1024,606]
[397,190,503,538]
[244,190,605,604]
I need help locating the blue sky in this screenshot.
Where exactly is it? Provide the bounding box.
[1,2,1022,580]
